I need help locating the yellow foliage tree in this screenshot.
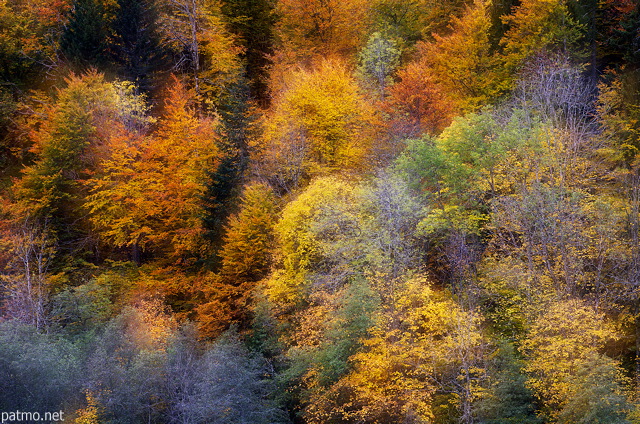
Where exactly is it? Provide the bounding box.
[265,177,363,309]
[258,60,378,190]
[157,0,244,101]
[198,1,245,104]
[73,391,103,424]
[522,298,631,422]
[500,0,583,76]
[312,276,488,423]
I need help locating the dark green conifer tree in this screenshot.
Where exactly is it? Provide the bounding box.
[201,75,254,250]
[610,3,640,68]
[61,0,112,70]
[220,0,276,103]
[109,0,167,92]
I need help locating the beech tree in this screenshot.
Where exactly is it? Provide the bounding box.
[328,277,488,424]
[197,183,277,338]
[265,177,363,308]
[85,77,219,263]
[158,0,242,100]
[418,0,504,113]
[357,32,401,99]
[383,59,455,138]
[274,0,371,59]
[258,60,377,190]
[522,299,632,422]
[500,0,584,76]
[3,0,640,422]
[11,71,120,256]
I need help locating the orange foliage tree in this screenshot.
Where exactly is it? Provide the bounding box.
[85,77,219,264]
[274,0,371,60]
[196,182,277,338]
[383,60,456,138]
[419,0,505,113]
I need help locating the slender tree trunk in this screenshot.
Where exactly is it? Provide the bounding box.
[132,239,142,266]
[629,171,640,387]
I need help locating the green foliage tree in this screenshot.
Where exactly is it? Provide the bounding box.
[369,0,467,46]
[51,274,115,335]
[310,278,379,389]
[266,171,424,309]
[358,32,401,99]
[4,1,640,423]
[12,71,119,256]
[396,109,526,293]
[477,342,542,424]
[361,169,425,281]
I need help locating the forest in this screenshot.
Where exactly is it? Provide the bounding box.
[0,0,640,422]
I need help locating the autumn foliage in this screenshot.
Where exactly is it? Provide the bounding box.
[1,0,640,423]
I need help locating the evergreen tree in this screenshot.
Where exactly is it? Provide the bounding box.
[61,0,114,70]
[201,75,254,247]
[608,2,640,69]
[478,343,542,424]
[220,0,277,103]
[110,0,166,92]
